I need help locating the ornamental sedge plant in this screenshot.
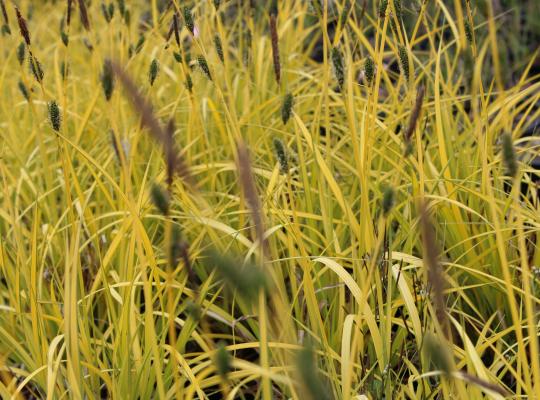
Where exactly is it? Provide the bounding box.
[0,1,539,399]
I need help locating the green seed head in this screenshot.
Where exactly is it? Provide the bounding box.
[213,0,220,10]
[100,60,115,101]
[29,54,44,83]
[364,56,375,84]
[398,44,410,80]
[150,183,169,215]
[149,58,159,86]
[379,0,388,18]
[281,92,294,125]
[273,138,288,174]
[215,342,231,380]
[18,80,29,101]
[464,19,473,45]
[17,42,26,66]
[331,47,345,90]
[214,35,224,63]
[382,186,395,216]
[48,101,61,132]
[183,7,194,34]
[197,56,212,81]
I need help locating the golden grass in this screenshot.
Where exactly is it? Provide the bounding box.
[0,0,539,398]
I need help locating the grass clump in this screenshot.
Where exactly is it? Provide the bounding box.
[0,1,539,399]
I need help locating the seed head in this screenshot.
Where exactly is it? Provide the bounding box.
[501,133,518,178]
[1,24,9,35]
[214,35,224,63]
[185,74,193,92]
[269,14,280,85]
[149,58,159,86]
[214,342,231,381]
[364,56,375,85]
[18,80,29,101]
[281,92,294,125]
[398,44,410,80]
[331,47,345,90]
[61,31,69,46]
[273,138,288,174]
[464,19,474,45]
[48,101,61,132]
[213,0,221,10]
[0,0,9,26]
[183,7,194,34]
[379,0,388,19]
[100,60,115,101]
[150,183,169,215]
[382,186,395,216]
[101,2,114,23]
[29,54,44,83]
[393,0,402,22]
[77,0,90,30]
[197,56,212,81]
[17,42,26,66]
[15,7,30,45]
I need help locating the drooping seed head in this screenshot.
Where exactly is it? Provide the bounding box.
[150,183,169,215]
[17,42,26,66]
[281,92,294,125]
[15,7,30,45]
[0,0,9,26]
[214,34,224,63]
[149,58,159,86]
[185,74,193,92]
[60,31,69,46]
[29,54,44,83]
[364,56,375,85]
[331,47,345,90]
[48,101,61,131]
[382,186,395,216]
[183,7,194,34]
[18,80,29,101]
[101,60,115,101]
[273,138,288,174]
[214,342,231,381]
[77,0,91,30]
[197,56,212,81]
[501,133,518,178]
